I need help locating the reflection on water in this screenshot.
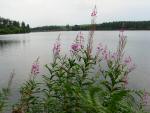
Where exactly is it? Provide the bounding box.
[0,40,21,49]
[0,35,30,55]
[0,39,29,47]
[0,36,29,50]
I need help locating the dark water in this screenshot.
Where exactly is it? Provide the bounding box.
[0,31,150,92]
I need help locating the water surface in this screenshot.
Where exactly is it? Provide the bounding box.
[0,31,150,92]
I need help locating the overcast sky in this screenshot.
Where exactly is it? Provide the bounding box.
[0,0,150,27]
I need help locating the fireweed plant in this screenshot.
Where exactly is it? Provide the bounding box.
[0,71,14,113]
[0,5,150,113]
[12,57,43,113]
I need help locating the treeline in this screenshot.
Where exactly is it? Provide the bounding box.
[31,21,150,32]
[96,21,150,30]
[0,17,30,35]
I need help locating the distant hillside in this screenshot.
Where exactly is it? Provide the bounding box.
[0,17,30,35]
[31,21,150,32]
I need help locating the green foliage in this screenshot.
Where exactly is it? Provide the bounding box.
[0,88,9,112]
[0,72,14,113]
[12,78,43,113]
[0,17,30,35]
[40,47,146,113]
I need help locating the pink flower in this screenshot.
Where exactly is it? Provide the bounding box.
[110,52,118,61]
[96,43,111,61]
[53,34,61,58]
[76,31,84,48]
[124,56,131,64]
[124,56,136,73]
[71,32,84,54]
[71,43,81,52]
[53,43,60,56]
[31,57,40,75]
[91,5,97,17]
[101,45,110,61]
[96,43,103,56]
[96,43,120,62]
[87,5,97,57]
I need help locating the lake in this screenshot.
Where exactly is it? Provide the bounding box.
[0,31,150,92]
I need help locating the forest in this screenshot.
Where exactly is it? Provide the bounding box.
[1,16,150,34]
[0,17,30,34]
[31,21,150,32]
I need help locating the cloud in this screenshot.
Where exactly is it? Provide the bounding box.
[0,0,150,27]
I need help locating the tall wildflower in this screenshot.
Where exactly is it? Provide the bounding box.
[122,55,135,87]
[96,27,134,88]
[77,31,84,48]
[87,5,97,57]
[110,52,118,61]
[117,29,127,61]
[96,43,103,58]
[0,71,14,113]
[142,90,149,105]
[116,27,135,87]
[96,26,127,62]
[124,56,136,73]
[31,57,40,76]
[96,43,117,62]
[71,31,84,54]
[116,30,129,87]
[53,33,61,60]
